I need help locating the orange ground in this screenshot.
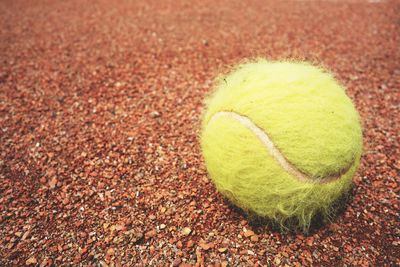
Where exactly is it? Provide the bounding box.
[0,0,399,265]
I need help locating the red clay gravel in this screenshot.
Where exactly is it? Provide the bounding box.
[0,0,399,266]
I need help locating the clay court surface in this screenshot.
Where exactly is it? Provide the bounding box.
[0,0,399,266]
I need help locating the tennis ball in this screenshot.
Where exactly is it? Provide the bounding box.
[200,59,362,231]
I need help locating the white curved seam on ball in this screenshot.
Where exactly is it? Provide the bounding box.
[208,111,347,184]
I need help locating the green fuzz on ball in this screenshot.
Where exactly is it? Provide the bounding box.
[200,59,363,232]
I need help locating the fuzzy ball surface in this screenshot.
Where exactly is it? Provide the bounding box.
[200,60,363,230]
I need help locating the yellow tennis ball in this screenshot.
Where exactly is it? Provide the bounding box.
[200,59,363,231]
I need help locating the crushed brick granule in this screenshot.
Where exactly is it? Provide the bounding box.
[0,0,399,265]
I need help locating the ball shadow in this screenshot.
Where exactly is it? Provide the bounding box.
[222,189,354,235]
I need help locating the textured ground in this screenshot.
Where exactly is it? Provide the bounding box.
[0,0,399,266]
